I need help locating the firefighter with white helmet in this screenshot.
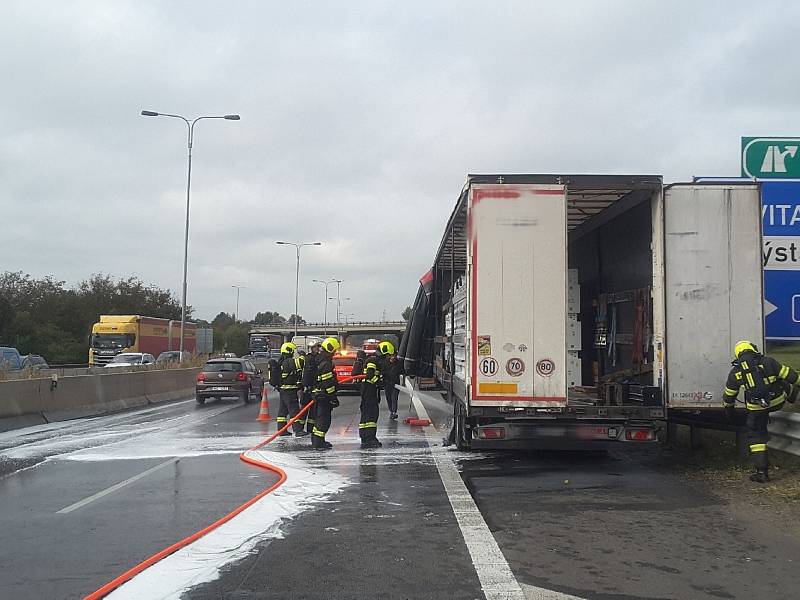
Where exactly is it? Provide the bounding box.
[300,340,320,434]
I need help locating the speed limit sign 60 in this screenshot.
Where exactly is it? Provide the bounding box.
[479,357,498,377]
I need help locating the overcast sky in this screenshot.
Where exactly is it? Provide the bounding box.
[2,1,797,323]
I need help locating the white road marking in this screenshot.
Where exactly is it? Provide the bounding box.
[56,457,180,514]
[407,386,581,600]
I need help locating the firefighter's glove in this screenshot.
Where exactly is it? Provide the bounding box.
[724,405,736,423]
[329,396,340,408]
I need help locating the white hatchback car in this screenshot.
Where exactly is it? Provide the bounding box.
[104,352,156,368]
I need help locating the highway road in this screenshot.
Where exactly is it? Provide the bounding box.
[1,388,799,599]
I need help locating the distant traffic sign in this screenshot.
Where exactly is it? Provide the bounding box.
[742,137,800,179]
[764,270,800,340]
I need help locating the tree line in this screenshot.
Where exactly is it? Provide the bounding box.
[0,272,185,364]
[0,271,304,363]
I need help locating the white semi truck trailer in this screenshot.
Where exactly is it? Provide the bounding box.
[401,174,763,449]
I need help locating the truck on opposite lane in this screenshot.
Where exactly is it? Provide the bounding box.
[89,315,199,366]
[400,174,763,449]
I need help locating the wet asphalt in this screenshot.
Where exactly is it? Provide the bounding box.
[1,388,800,599]
[0,397,282,600]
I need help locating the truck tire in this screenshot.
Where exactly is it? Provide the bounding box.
[454,400,471,450]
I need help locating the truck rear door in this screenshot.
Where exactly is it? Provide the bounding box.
[662,184,763,409]
[469,184,568,408]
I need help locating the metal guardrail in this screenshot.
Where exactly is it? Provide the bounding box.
[768,411,800,457]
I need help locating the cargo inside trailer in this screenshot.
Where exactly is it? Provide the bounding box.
[565,177,663,407]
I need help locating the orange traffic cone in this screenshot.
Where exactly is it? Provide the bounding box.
[257,386,271,422]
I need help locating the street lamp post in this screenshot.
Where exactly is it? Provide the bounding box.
[330,278,343,327]
[231,285,246,322]
[276,241,322,338]
[141,109,240,354]
[312,278,337,334]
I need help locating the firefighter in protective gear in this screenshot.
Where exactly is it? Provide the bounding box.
[277,342,307,437]
[311,337,340,450]
[300,341,320,434]
[378,341,402,420]
[723,340,799,483]
[359,349,384,448]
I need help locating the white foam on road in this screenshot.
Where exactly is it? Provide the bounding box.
[0,403,243,462]
[106,449,350,600]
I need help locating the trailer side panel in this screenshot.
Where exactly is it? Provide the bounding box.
[664,184,763,408]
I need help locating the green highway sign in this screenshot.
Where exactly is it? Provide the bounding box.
[742,137,800,179]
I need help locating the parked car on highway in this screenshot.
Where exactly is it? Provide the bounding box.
[104,352,156,368]
[156,351,190,365]
[0,347,23,371]
[195,357,264,405]
[21,354,49,370]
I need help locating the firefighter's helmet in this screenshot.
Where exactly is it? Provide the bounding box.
[734,340,759,358]
[321,337,341,353]
[378,341,396,356]
[280,342,297,355]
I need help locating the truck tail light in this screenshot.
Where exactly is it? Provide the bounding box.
[237,372,249,382]
[476,427,505,439]
[196,373,205,382]
[625,428,654,441]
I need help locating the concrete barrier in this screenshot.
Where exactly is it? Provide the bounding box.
[145,368,201,404]
[0,367,202,431]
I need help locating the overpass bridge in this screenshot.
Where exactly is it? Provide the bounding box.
[249,321,406,348]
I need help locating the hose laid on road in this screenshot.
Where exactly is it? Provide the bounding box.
[86,374,365,599]
[84,375,365,600]
[84,399,314,599]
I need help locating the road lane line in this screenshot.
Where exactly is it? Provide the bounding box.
[407,386,581,600]
[56,457,179,514]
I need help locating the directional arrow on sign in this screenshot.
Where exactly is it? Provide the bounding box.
[765,299,778,317]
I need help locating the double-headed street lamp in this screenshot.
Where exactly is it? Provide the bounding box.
[312,278,338,333]
[231,285,246,322]
[276,241,322,337]
[141,110,240,354]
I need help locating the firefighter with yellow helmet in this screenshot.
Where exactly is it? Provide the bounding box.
[277,342,308,437]
[311,336,341,450]
[723,340,799,482]
[381,340,402,420]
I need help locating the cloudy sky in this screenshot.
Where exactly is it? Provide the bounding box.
[2,1,797,323]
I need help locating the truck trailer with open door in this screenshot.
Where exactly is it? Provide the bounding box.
[405,175,763,449]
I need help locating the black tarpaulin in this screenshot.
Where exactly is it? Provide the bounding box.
[398,270,435,377]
